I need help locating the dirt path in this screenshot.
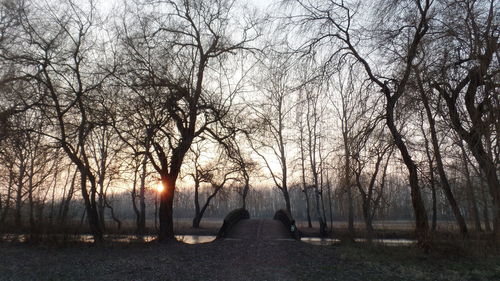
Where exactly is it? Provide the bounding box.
[219,219,297,279]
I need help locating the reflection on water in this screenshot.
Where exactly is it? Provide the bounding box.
[0,234,216,244]
[354,238,416,246]
[176,235,216,244]
[0,234,28,243]
[301,237,416,246]
[300,237,341,245]
[2,234,412,246]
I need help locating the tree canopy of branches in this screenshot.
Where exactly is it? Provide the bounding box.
[115,0,260,241]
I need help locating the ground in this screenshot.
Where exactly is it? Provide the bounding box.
[1,219,499,280]
[1,239,500,281]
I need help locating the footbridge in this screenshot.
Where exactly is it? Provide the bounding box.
[216,209,301,240]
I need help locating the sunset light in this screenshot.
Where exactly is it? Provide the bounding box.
[156,181,165,193]
[1,0,497,280]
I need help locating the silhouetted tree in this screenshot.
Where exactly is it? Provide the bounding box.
[117,0,260,241]
[286,0,433,248]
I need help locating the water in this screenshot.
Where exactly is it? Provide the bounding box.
[300,237,416,246]
[1,234,413,246]
[300,237,341,245]
[176,235,216,244]
[354,238,416,246]
[0,234,216,244]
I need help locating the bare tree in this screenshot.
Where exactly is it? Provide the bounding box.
[329,65,378,238]
[419,112,438,232]
[303,81,328,236]
[226,133,256,209]
[249,53,296,216]
[414,67,468,237]
[296,103,313,227]
[352,127,393,241]
[457,139,482,232]
[286,0,434,247]
[129,152,149,234]
[0,153,15,226]
[427,0,499,243]
[117,0,260,241]
[88,111,125,231]
[57,165,78,227]
[0,0,115,242]
[190,144,238,228]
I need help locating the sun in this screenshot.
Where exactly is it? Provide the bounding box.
[156,181,165,193]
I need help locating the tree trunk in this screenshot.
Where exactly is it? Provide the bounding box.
[357,151,386,242]
[495,207,500,242]
[138,156,147,233]
[193,177,201,228]
[303,188,312,228]
[241,177,249,209]
[80,171,103,243]
[279,120,291,216]
[98,190,106,232]
[0,168,13,225]
[105,197,121,231]
[159,174,176,242]
[480,179,492,232]
[299,118,312,228]
[459,141,482,232]
[313,174,327,236]
[300,153,312,228]
[192,214,201,229]
[362,202,374,242]
[311,153,327,236]
[59,171,76,226]
[28,175,35,232]
[131,175,140,230]
[347,182,355,237]
[327,178,334,232]
[15,161,25,228]
[139,183,146,232]
[154,192,159,232]
[470,158,493,232]
[463,132,499,241]
[386,98,429,248]
[320,177,328,230]
[193,188,219,229]
[343,131,355,238]
[422,127,437,232]
[49,174,56,228]
[431,177,437,232]
[419,85,467,237]
[315,190,327,237]
[282,187,292,216]
[437,70,499,243]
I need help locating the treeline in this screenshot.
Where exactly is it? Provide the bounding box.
[2,176,482,235]
[0,0,498,248]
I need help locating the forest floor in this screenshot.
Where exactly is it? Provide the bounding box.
[1,220,499,280]
[1,238,499,281]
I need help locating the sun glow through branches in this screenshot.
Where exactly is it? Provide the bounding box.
[156,181,165,193]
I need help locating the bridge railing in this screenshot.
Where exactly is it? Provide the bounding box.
[216,208,250,239]
[273,209,301,240]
